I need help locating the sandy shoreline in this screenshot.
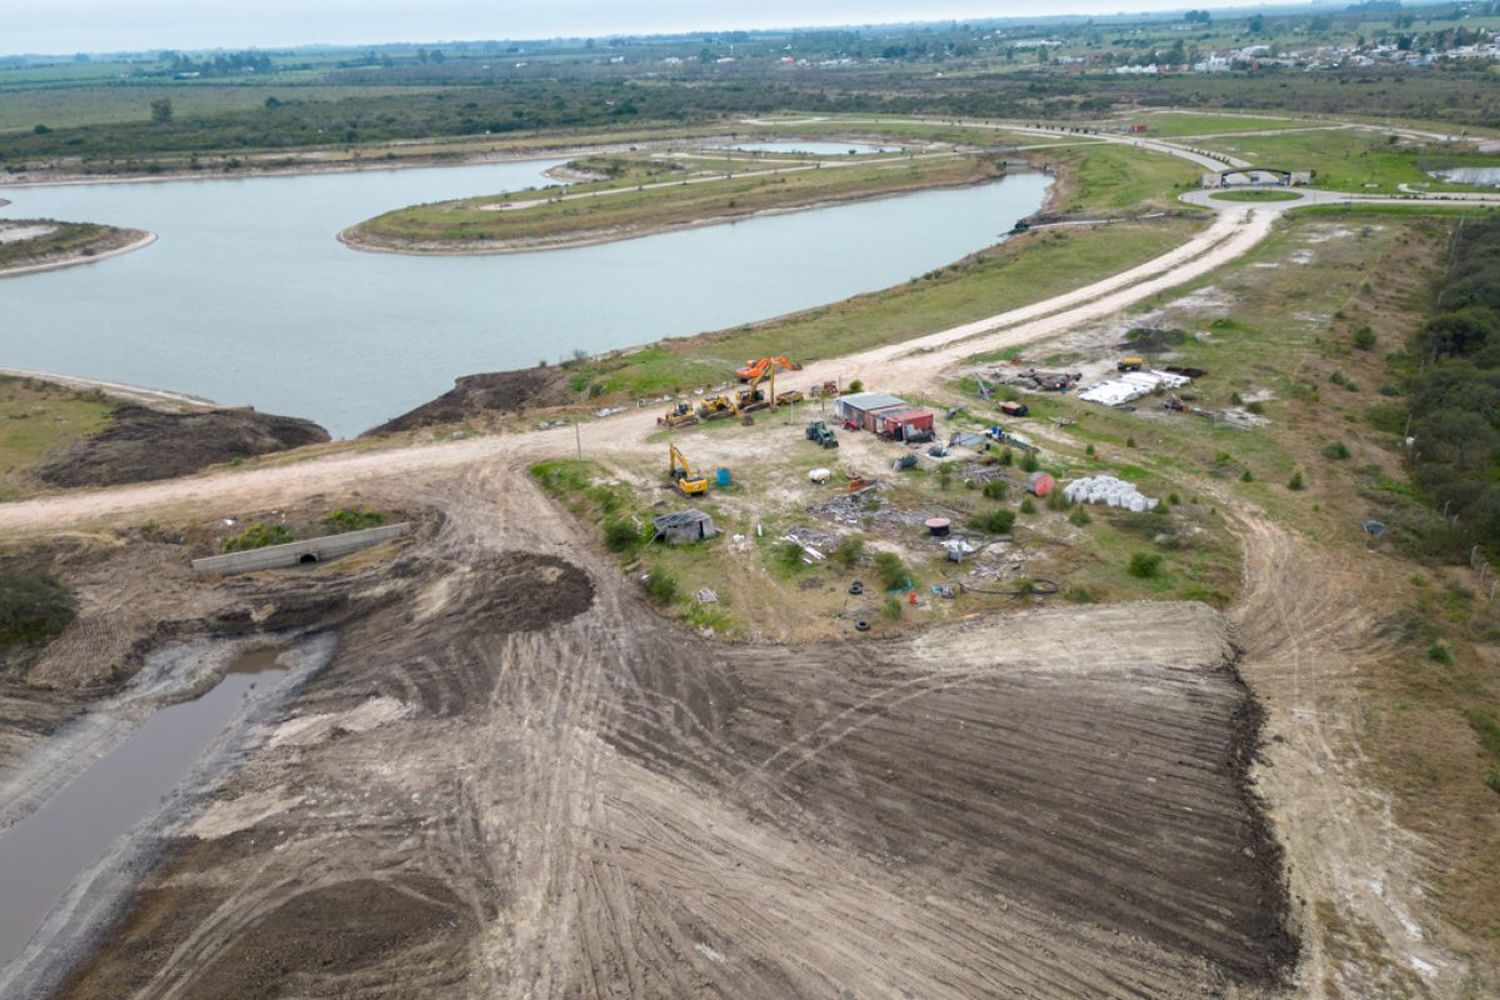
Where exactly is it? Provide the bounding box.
[0,229,157,279]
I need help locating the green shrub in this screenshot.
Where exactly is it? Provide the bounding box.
[1085,444,1095,457]
[1353,326,1377,350]
[971,508,1017,534]
[644,571,679,605]
[222,522,294,553]
[847,379,864,393]
[1064,585,1096,604]
[1020,451,1040,473]
[833,536,865,569]
[1019,497,1036,514]
[1484,767,1500,794]
[1288,470,1306,491]
[0,571,74,645]
[882,596,903,620]
[997,448,1014,467]
[1068,506,1092,527]
[1046,490,1071,511]
[1467,708,1500,756]
[1427,640,1454,665]
[1126,436,1137,448]
[1128,552,1164,579]
[322,507,387,532]
[982,479,1008,500]
[1167,492,1181,505]
[604,520,640,552]
[778,541,807,571]
[1321,441,1351,461]
[1241,468,1254,483]
[937,462,956,491]
[874,552,908,591]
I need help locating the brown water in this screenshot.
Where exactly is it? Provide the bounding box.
[0,649,284,972]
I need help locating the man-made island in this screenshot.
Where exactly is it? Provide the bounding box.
[0,219,155,277]
[340,148,1007,254]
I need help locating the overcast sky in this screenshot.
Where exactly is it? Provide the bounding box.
[6,1,1252,56]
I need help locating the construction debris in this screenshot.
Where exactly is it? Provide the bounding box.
[1063,475,1159,512]
[1077,369,1193,407]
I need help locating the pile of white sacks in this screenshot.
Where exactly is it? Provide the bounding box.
[1063,475,1159,513]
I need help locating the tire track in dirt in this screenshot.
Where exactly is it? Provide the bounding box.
[43,466,1293,999]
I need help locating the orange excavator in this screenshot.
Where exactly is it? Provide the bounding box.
[735,356,801,382]
[736,356,800,412]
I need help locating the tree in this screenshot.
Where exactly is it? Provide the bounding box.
[1248,14,1267,33]
[149,98,173,124]
[1185,9,1212,25]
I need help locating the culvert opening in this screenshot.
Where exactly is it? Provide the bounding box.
[298,552,319,566]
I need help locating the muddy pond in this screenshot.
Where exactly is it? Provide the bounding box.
[0,160,1048,437]
[0,648,286,975]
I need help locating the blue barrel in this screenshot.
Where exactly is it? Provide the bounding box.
[716,468,732,487]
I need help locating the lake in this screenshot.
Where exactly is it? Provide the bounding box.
[1426,165,1500,187]
[0,161,1048,437]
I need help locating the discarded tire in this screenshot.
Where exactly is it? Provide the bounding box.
[849,581,864,595]
[854,620,871,632]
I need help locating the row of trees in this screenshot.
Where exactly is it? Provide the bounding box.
[1406,215,1500,549]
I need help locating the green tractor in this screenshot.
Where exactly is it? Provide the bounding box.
[805,420,839,449]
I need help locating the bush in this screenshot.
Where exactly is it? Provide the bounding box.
[604,519,640,552]
[1241,468,1254,483]
[778,541,807,571]
[1128,552,1164,579]
[833,536,864,569]
[982,479,1008,500]
[997,448,1014,467]
[1485,767,1500,794]
[882,596,903,620]
[1020,451,1040,473]
[1322,441,1351,461]
[322,507,387,532]
[1068,506,1092,527]
[0,571,74,645]
[222,522,294,553]
[1019,497,1036,514]
[971,508,1017,534]
[644,571,679,605]
[1126,436,1137,449]
[1353,325,1377,350]
[874,552,908,591]
[937,462,956,491]
[1167,492,1181,505]
[847,379,864,393]
[1427,640,1454,665]
[1064,585,1096,604]
[1288,470,1306,491]
[1046,490,1071,511]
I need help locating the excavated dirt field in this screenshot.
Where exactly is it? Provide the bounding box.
[365,368,574,436]
[3,464,1296,1000]
[35,406,329,488]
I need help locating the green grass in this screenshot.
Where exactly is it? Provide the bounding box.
[0,376,114,500]
[1115,113,1318,137]
[566,217,1202,398]
[1210,189,1302,202]
[1047,142,1204,213]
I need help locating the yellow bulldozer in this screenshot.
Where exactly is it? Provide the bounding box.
[658,400,700,428]
[668,443,709,496]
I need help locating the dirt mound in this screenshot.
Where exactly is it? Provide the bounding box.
[35,406,329,488]
[364,367,573,435]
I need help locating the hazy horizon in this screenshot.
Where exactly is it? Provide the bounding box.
[7,0,1285,58]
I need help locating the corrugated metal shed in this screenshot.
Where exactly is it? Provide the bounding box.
[834,392,905,422]
[652,509,717,544]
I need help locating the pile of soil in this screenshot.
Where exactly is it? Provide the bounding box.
[364,367,573,435]
[36,406,329,488]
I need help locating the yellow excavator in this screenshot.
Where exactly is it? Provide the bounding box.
[668,442,709,496]
[696,394,739,421]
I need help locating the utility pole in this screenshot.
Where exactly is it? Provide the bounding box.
[575,420,583,467]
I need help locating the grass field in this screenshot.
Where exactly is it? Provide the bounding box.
[347,152,999,249]
[1199,128,1500,195]
[1044,142,1205,213]
[1210,189,1302,202]
[0,377,113,500]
